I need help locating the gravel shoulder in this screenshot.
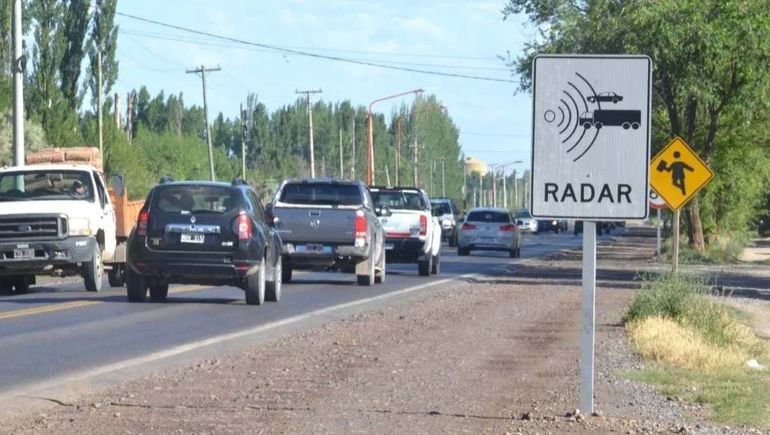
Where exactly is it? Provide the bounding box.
[3,227,765,434]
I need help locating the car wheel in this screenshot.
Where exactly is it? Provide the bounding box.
[357,254,375,286]
[0,280,12,293]
[612,98,619,104]
[245,257,266,305]
[84,244,103,292]
[622,122,631,129]
[458,247,470,256]
[108,264,125,287]
[583,122,592,129]
[126,269,148,302]
[266,255,282,302]
[375,248,386,284]
[281,256,293,283]
[431,253,440,275]
[12,275,31,294]
[594,122,603,129]
[632,122,640,129]
[149,284,169,302]
[418,255,432,277]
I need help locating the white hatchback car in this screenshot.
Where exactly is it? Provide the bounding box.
[457,208,522,258]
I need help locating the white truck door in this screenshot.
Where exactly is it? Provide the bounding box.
[94,172,117,260]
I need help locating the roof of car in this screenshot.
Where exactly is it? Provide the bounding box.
[156,180,238,189]
[467,207,509,213]
[369,185,421,192]
[284,177,360,185]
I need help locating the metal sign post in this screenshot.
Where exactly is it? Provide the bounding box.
[530,55,652,414]
[649,189,666,262]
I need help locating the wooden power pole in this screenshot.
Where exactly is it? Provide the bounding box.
[187,65,221,181]
[296,89,322,178]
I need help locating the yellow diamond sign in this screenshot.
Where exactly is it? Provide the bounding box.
[650,137,714,211]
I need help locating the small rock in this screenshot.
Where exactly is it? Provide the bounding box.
[113,412,120,418]
[521,411,533,421]
[592,410,603,418]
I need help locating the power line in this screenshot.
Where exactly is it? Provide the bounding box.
[115,12,516,84]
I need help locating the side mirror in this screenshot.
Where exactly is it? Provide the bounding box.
[375,206,392,217]
[112,173,126,198]
[271,216,282,228]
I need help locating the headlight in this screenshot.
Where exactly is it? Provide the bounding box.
[441,219,453,227]
[552,220,557,225]
[69,217,93,236]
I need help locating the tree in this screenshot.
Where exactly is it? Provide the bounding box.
[59,0,90,109]
[504,0,770,251]
[87,0,118,112]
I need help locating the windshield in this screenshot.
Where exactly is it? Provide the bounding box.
[0,170,94,202]
[467,211,510,223]
[280,183,362,206]
[371,190,426,210]
[431,202,452,215]
[514,209,532,219]
[152,185,238,214]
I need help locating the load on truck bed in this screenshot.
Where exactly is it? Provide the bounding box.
[369,186,442,276]
[267,178,386,286]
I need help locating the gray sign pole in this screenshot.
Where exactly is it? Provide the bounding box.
[579,221,596,414]
[656,208,662,261]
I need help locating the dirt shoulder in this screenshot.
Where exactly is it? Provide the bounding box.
[2,227,754,434]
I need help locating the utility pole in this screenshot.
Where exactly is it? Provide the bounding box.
[512,169,518,209]
[187,65,221,181]
[491,166,498,208]
[97,51,103,155]
[351,119,356,179]
[296,89,322,178]
[412,136,418,187]
[126,92,133,144]
[339,128,344,178]
[478,172,483,207]
[114,93,120,128]
[430,160,435,196]
[441,159,445,197]
[502,168,507,209]
[12,0,24,167]
[240,103,247,178]
[395,117,402,186]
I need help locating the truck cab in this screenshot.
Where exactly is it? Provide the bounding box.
[0,164,116,293]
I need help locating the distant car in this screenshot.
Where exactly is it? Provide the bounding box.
[126,178,283,305]
[430,197,461,246]
[514,208,538,233]
[537,219,568,233]
[457,208,522,258]
[587,92,623,104]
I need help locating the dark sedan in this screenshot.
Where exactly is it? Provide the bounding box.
[126,178,283,305]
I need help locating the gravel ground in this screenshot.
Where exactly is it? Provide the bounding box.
[3,227,768,434]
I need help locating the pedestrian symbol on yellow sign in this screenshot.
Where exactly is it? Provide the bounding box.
[649,137,714,211]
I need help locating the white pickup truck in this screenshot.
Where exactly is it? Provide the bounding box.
[0,149,117,293]
[368,186,442,276]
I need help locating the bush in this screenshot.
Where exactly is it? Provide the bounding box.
[622,273,707,325]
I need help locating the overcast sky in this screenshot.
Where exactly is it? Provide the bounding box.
[113,0,534,175]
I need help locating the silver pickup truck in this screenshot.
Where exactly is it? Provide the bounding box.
[268,178,386,286]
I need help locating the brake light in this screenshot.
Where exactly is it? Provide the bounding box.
[238,213,252,240]
[500,224,516,232]
[136,210,149,236]
[419,214,427,236]
[462,223,476,230]
[355,211,367,246]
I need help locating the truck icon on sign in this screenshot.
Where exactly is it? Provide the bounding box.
[579,110,641,130]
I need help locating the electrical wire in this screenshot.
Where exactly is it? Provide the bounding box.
[115,12,516,84]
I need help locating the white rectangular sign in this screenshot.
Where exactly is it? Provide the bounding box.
[530,55,651,219]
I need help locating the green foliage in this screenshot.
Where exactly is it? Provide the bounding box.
[0,106,48,166]
[87,0,118,111]
[622,273,707,326]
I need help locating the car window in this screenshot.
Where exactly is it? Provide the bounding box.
[467,211,510,223]
[153,186,238,214]
[279,183,362,206]
[514,209,532,218]
[371,190,427,210]
[248,190,265,221]
[431,202,452,215]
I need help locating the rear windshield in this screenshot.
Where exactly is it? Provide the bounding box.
[467,211,510,223]
[371,190,426,210]
[431,202,452,215]
[280,183,362,206]
[514,209,532,218]
[153,186,238,214]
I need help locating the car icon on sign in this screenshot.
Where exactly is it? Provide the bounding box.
[587,92,623,104]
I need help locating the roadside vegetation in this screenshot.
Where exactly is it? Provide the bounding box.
[622,273,770,428]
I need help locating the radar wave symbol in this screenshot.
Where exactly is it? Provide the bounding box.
[541,72,601,162]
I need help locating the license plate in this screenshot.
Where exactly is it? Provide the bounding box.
[305,243,324,253]
[385,243,394,250]
[180,233,205,244]
[13,248,34,259]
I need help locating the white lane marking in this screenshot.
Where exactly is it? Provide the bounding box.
[3,273,478,398]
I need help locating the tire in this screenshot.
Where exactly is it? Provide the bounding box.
[431,253,440,275]
[458,247,470,256]
[245,257,266,305]
[375,248,386,284]
[281,257,293,283]
[83,244,103,292]
[126,269,148,302]
[149,284,169,302]
[594,122,603,129]
[0,281,12,293]
[357,255,375,286]
[266,255,282,302]
[632,122,640,129]
[612,98,619,104]
[108,264,125,287]
[12,275,31,294]
[583,122,592,129]
[418,255,432,277]
[622,122,631,130]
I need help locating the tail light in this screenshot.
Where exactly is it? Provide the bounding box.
[461,223,476,230]
[136,210,149,236]
[237,213,252,240]
[419,214,428,236]
[354,210,367,246]
[500,224,516,232]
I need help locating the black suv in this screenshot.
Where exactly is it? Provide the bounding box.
[126,178,283,305]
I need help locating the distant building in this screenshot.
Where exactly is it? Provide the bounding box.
[464,156,487,175]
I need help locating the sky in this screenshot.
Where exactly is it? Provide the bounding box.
[112,0,535,176]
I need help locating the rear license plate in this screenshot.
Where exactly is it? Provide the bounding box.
[385,243,394,250]
[305,243,324,253]
[180,233,205,244]
[13,248,34,259]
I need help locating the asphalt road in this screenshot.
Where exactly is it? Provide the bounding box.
[0,230,597,397]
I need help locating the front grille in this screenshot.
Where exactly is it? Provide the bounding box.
[0,215,66,241]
